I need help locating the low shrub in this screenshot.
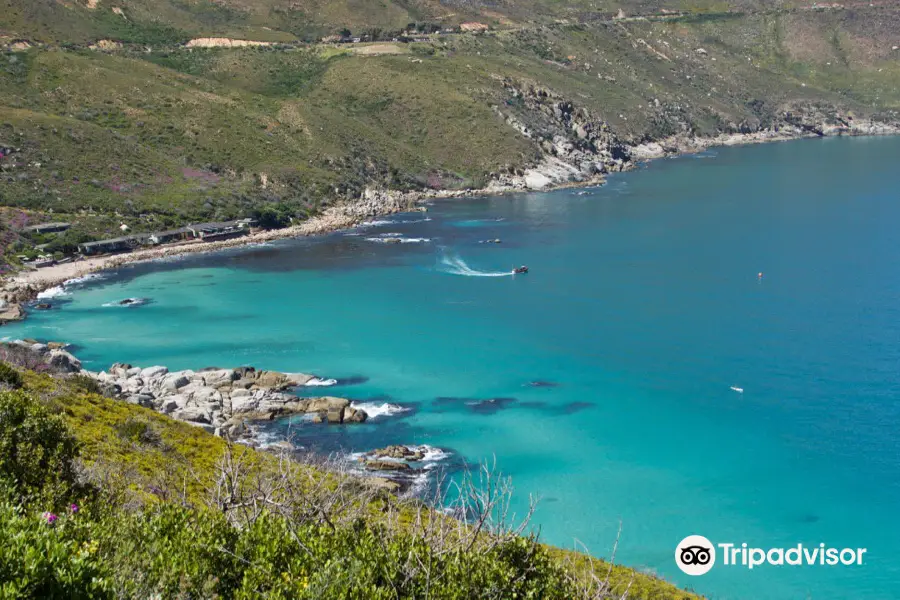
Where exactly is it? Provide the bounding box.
[0,391,78,503]
[0,362,22,390]
[68,373,101,395]
[114,417,163,448]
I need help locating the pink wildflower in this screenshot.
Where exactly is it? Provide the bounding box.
[42,512,58,524]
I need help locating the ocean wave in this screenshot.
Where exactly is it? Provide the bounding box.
[64,273,106,287]
[37,285,68,299]
[365,237,431,244]
[438,253,514,277]
[416,444,451,464]
[351,401,411,420]
[360,219,394,227]
[305,377,338,387]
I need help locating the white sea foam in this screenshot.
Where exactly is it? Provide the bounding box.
[305,377,338,387]
[102,297,149,307]
[350,401,410,419]
[360,219,394,227]
[416,444,451,464]
[37,285,68,299]
[438,253,514,277]
[64,273,106,286]
[406,471,431,496]
[365,237,431,244]
[37,272,108,300]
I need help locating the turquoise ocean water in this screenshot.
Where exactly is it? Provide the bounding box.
[7,137,900,598]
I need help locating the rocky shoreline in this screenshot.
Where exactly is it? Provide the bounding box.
[0,339,449,494]
[84,362,370,441]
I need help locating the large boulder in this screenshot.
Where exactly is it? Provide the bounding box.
[110,363,132,378]
[344,407,368,424]
[372,445,422,461]
[120,377,142,391]
[47,349,82,373]
[254,370,289,389]
[230,395,259,414]
[174,406,210,424]
[284,372,315,386]
[180,384,221,404]
[257,394,309,415]
[201,369,236,388]
[306,396,350,413]
[141,365,168,379]
[234,366,256,379]
[160,397,181,414]
[162,373,190,392]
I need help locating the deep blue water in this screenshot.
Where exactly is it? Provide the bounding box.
[8,136,900,599]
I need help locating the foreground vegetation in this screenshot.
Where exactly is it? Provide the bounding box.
[0,363,698,598]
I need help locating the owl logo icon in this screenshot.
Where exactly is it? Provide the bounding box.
[675,535,716,576]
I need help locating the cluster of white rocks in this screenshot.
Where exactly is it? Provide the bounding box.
[85,363,367,439]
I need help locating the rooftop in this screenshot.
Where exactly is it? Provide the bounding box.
[25,222,71,232]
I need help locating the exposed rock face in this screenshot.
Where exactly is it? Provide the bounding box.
[82,362,368,439]
[492,77,632,190]
[47,349,81,372]
[0,341,81,373]
[185,38,273,49]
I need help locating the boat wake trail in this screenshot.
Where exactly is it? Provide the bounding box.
[438,253,513,277]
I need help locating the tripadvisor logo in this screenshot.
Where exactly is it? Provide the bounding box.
[675,535,716,576]
[675,535,867,575]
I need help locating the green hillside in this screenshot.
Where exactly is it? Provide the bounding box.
[1,2,899,255]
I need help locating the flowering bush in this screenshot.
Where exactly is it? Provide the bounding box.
[0,502,110,597]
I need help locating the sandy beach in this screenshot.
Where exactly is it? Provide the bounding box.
[0,191,434,308]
